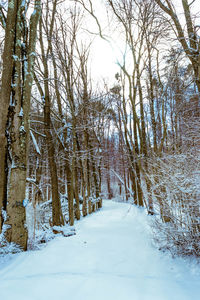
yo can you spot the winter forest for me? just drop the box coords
[0,0,200,299]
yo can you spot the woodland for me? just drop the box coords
[0,0,199,259]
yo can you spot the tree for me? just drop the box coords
[154,0,200,93]
[34,0,65,228]
[0,0,41,250]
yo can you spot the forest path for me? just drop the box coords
[0,200,199,300]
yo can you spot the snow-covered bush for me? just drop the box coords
[0,224,22,254]
[150,153,200,256]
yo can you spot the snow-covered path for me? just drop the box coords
[0,200,199,300]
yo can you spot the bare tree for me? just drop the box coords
[0,0,41,250]
[154,0,200,93]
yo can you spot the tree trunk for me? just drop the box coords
[2,1,41,250]
[0,0,18,232]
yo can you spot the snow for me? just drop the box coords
[0,200,200,300]
[31,9,37,16]
[21,0,26,8]
[30,130,41,155]
[111,169,134,198]
[12,55,19,61]
[19,126,26,134]
[18,107,23,117]
[22,198,29,208]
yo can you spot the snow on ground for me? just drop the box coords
[0,200,200,300]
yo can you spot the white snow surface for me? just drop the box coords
[0,200,200,300]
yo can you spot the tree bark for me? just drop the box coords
[2,1,41,250]
[0,0,18,232]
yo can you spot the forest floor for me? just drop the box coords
[0,199,200,300]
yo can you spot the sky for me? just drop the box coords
[79,0,200,87]
[79,0,121,87]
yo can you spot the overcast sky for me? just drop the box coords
[79,0,200,87]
